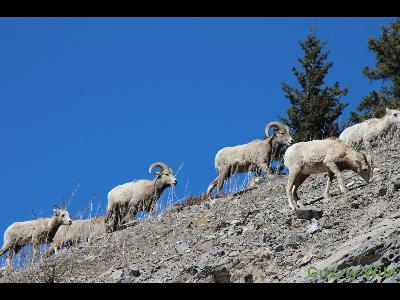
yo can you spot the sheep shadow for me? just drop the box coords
[302,183,369,206]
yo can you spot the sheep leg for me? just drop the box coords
[111,203,129,231]
[104,203,117,233]
[325,162,348,194]
[44,247,54,258]
[286,171,300,210]
[6,245,21,269]
[216,169,229,198]
[31,243,39,264]
[114,205,126,229]
[265,151,274,175]
[5,253,13,269]
[0,243,11,268]
[44,245,57,258]
[292,174,309,203]
[149,200,157,215]
[364,139,372,152]
[324,171,335,199]
[259,163,273,178]
[121,206,137,225]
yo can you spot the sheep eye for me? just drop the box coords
[61,214,65,217]
[165,174,169,176]
[394,114,398,117]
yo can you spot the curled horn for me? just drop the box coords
[265,121,287,138]
[149,162,169,174]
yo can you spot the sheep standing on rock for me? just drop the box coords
[207,121,293,197]
[0,208,72,268]
[339,108,400,150]
[284,138,373,210]
[45,216,105,257]
[104,162,177,233]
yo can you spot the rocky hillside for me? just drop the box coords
[1,137,400,283]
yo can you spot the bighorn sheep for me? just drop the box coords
[104,162,177,232]
[0,207,72,268]
[284,138,373,210]
[339,108,400,150]
[45,216,105,257]
[207,121,293,197]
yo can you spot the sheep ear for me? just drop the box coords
[155,172,161,177]
[386,108,391,114]
[53,209,59,216]
[366,154,372,165]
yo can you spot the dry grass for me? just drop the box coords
[173,193,209,209]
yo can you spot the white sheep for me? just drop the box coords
[284,138,373,210]
[0,208,72,268]
[104,162,177,232]
[207,121,293,197]
[44,216,105,257]
[339,108,400,150]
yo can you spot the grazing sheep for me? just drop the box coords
[284,138,373,210]
[104,162,177,233]
[0,208,72,268]
[207,121,293,197]
[339,108,400,150]
[44,216,105,258]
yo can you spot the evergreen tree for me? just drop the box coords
[279,28,348,143]
[349,18,400,124]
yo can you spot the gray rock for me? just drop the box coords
[175,240,191,253]
[285,233,308,245]
[295,207,323,220]
[111,269,123,282]
[392,176,400,191]
[307,222,319,234]
[350,200,360,209]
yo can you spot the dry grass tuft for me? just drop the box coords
[174,193,209,209]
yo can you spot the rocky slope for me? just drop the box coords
[1,137,400,283]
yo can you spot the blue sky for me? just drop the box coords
[0,17,395,239]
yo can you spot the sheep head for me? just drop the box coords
[385,108,400,125]
[265,121,293,146]
[149,162,178,187]
[354,153,373,184]
[52,205,72,225]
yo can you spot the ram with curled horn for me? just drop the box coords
[104,161,177,232]
[207,121,293,198]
